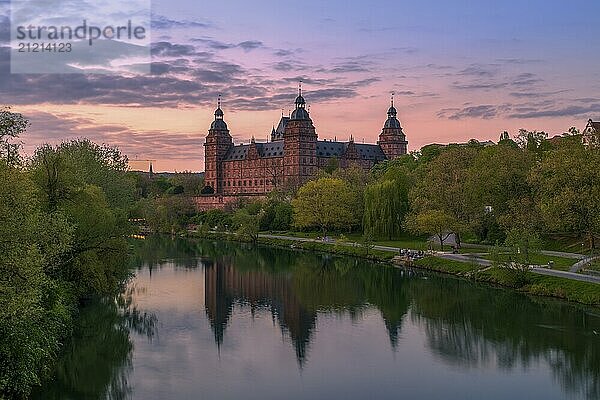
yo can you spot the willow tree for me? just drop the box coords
[363,179,408,240]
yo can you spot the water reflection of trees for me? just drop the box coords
[32,289,157,400]
[199,241,599,399]
[408,278,600,399]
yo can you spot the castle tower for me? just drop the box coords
[284,83,317,187]
[378,94,408,159]
[204,97,233,194]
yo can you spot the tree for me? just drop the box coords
[409,146,479,247]
[0,107,29,166]
[514,129,548,152]
[30,139,134,212]
[0,160,73,397]
[530,142,600,253]
[465,142,534,242]
[363,179,408,239]
[405,209,459,250]
[169,171,204,195]
[292,178,359,235]
[233,209,261,243]
[324,157,339,174]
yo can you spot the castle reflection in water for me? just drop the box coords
[204,259,319,365]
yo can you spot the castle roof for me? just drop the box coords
[271,116,289,141]
[222,140,385,161]
[316,141,386,161]
[223,142,285,160]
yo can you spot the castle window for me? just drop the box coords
[238,180,241,186]
[243,180,247,186]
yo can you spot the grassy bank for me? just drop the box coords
[414,256,600,306]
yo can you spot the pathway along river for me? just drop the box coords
[34,237,600,400]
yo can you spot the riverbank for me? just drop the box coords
[189,230,600,307]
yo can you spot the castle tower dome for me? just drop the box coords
[211,95,228,130]
[291,81,310,120]
[384,93,401,129]
[378,92,408,159]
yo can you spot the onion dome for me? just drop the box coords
[384,93,401,129]
[210,96,228,130]
[290,82,311,120]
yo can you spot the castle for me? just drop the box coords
[198,87,408,209]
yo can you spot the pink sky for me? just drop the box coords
[3,1,599,172]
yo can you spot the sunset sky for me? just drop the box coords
[2,0,600,171]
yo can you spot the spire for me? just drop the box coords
[251,135,255,144]
[387,91,398,119]
[210,94,228,130]
[299,80,302,97]
[214,94,224,119]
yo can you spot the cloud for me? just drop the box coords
[238,40,263,51]
[151,15,212,30]
[495,58,544,65]
[452,72,543,91]
[452,81,507,90]
[190,38,264,52]
[510,89,571,98]
[457,64,497,78]
[508,104,600,119]
[152,41,198,57]
[511,73,543,87]
[318,61,372,74]
[437,104,510,120]
[272,61,301,72]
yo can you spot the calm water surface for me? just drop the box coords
[35,237,600,399]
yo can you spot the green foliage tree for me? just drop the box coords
[409,146,479,247]
[514,129,548,152]
[363,179,408,239]
[405,209,459,250]
[0,160,74,397]
[292,177,359,235]
[233,209,261,243]
[142,195,195,234]
[169,171,204,195]
[530,141,600,252]
[260,197,293,231]
[465,142,534,243]
[0,107,29,166]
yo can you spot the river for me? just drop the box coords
[34,236,600,399]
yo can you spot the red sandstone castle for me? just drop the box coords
[200,87,408,207]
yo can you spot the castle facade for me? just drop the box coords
[199,88,408,208]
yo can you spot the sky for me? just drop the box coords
[1,0,600,171]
